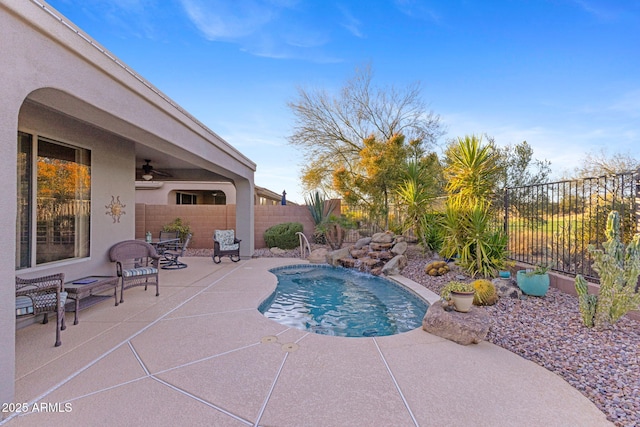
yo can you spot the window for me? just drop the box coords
[176,192,197,205]
[16,132,91,269]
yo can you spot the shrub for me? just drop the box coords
[264,222,304,250]
[162,217,192,242]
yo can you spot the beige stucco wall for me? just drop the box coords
[136,204,315,250]
[135,181,237,205]
[1,1,256,405]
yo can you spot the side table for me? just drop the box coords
[64,276,119,325]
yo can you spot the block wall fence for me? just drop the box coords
[135,203,319,249]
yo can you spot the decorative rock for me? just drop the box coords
[422,300,491,345]
[354,237,372,249]
[492,278,522,299]
[326,247,351,266]
[372,232,394,244]
[307,248,329,263]
[368,251,393,260]
[269,247,286,255]
[391,241,408,256]
[350,248,369,259]
[370,242,394,251]
[381,254,407,276]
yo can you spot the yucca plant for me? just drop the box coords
[441,135,508,277]
[305,190,339,244]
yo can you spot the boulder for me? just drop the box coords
[326,247,351,266]
[370,242,394,251]
[492,278,522,299]
[269,247,286,255]
[422,300,491,345]
[354,237,372,249]
[391,241,408,256]
[307,248,329,264]
[372,232,394,244]
[381,254,407,276]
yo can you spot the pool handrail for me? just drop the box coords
[296,232,311,259]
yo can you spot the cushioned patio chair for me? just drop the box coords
[109,240,160,303]
[212,230,241,263]
[16,273,67,347]
[162,233,192,269]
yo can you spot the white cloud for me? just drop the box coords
[179,0,274,40]
[338,5,364,38]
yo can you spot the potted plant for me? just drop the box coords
[440,281,476,312]
[516,264,550,296]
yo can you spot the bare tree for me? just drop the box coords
[287,64,444,197]
[574,149,639,178]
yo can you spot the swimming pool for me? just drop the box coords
[259,265,429,337]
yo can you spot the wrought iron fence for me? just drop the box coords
[504,171,640,281]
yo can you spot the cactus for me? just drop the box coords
[425,260,450,277]
[575,275,597,328]
[471,279,498,305]
[440,281,474,301]
[575,211,640,329]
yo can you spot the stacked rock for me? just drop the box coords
[325,231,408,276]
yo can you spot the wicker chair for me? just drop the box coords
[162,233,192,269]
[15,273,67,347]
[109,240,160,303]
[212,230,241,263]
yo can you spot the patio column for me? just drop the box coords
[0,97,20,406]
[235,178,255,258]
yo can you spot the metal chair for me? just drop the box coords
[212,230,241,263]
[162,233,192,269]
[16,273,67,347]
[158,230,180,254]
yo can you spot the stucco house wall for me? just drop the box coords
[1,1,256,405]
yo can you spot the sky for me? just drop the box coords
[44,0,640,204]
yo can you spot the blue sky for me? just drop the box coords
[45,0,639,203]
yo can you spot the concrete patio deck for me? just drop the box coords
[4,257,611,426]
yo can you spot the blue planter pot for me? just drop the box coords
[498,270,511,279]
[516,270,550,296]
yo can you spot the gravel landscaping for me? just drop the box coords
[190,245,639,427]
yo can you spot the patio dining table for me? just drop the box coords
[137,237,181,259]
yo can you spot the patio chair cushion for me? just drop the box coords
[16,292,67,316]
[215,230,239,251]
[122,267,158,278]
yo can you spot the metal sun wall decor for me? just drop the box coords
[106,195,126,223]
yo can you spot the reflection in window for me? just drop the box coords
[16,133,91,268]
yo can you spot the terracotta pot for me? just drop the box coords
[450,290,475,312]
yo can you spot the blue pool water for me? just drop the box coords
[259,265,429,337]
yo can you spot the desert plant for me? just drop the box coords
[441,135,508,277]
[575,211,640,329]
[440,281,475,301]
[575,276,597,328]
[471,279,498,306]
[162,217,192,242]
[264,222,304,249]
[523,263,552,277]
[441,202,509,278]
[425,260,449,276]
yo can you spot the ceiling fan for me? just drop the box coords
[140,159,171,181]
